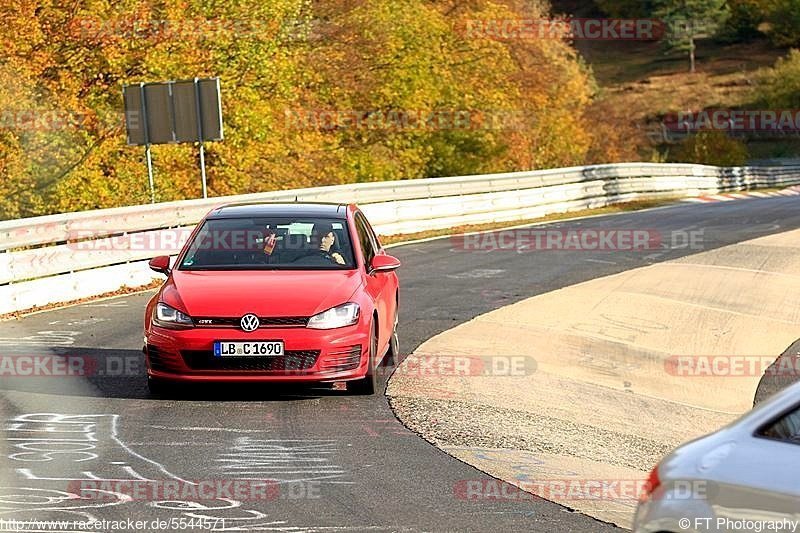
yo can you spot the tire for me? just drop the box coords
[147,376,169,397]
[349,321,378,395]
[386,303,399,366]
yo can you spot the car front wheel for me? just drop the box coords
[349,322,378,395]
[147,376,169,397]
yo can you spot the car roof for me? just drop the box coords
[206,202,350,220]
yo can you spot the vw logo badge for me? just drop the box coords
[240,314,260,332]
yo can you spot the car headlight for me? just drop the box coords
[154,302,194,328]
[307,303,360,330]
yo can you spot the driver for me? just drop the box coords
[310,222,346,265]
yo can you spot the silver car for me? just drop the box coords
[633,381,800,533]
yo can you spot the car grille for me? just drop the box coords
[146,345,182,372]
[193,316,309,328]
[319,345,362,373]
[181,350,320,372]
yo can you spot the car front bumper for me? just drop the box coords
[144,324,370,383]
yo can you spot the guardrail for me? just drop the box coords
[2,162,800,315]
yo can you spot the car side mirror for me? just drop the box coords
[149,255,171,276]
[369,254,401,274]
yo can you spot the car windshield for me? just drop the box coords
[179,217,355,270]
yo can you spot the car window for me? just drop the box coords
[362,212,382,252]
[179,217,355,270]
[354,212,376,267]
[758,404,800,444]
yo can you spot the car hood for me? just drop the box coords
[162,269,363,317]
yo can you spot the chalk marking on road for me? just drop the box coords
[147,425,270,433]
[1,414,383,531]
[47,317,109,327]
[5,413,194,485]
[445,269,506,279]
[83,300,129,308]
[216,438,352,485]
[0,486,131,513]
[110,414,195,484]
[0,331,82,347]
[127,442,221,446]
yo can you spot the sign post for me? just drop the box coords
[194,78,208,199]
[145,145,155,204]
[139,83,155,203]
[123,77,223,202]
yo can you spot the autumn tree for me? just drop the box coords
[0,0,613,219]
[654,0,730,73]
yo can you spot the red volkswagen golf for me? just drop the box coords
[143,202,400,395]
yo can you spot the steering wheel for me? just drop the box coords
[290,251,336,265]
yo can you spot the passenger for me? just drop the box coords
[310,222,346,265]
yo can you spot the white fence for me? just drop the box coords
[2,162,800,315]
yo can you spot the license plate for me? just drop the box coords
[213,341,284,357]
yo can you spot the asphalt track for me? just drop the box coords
[1,195,799,532]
